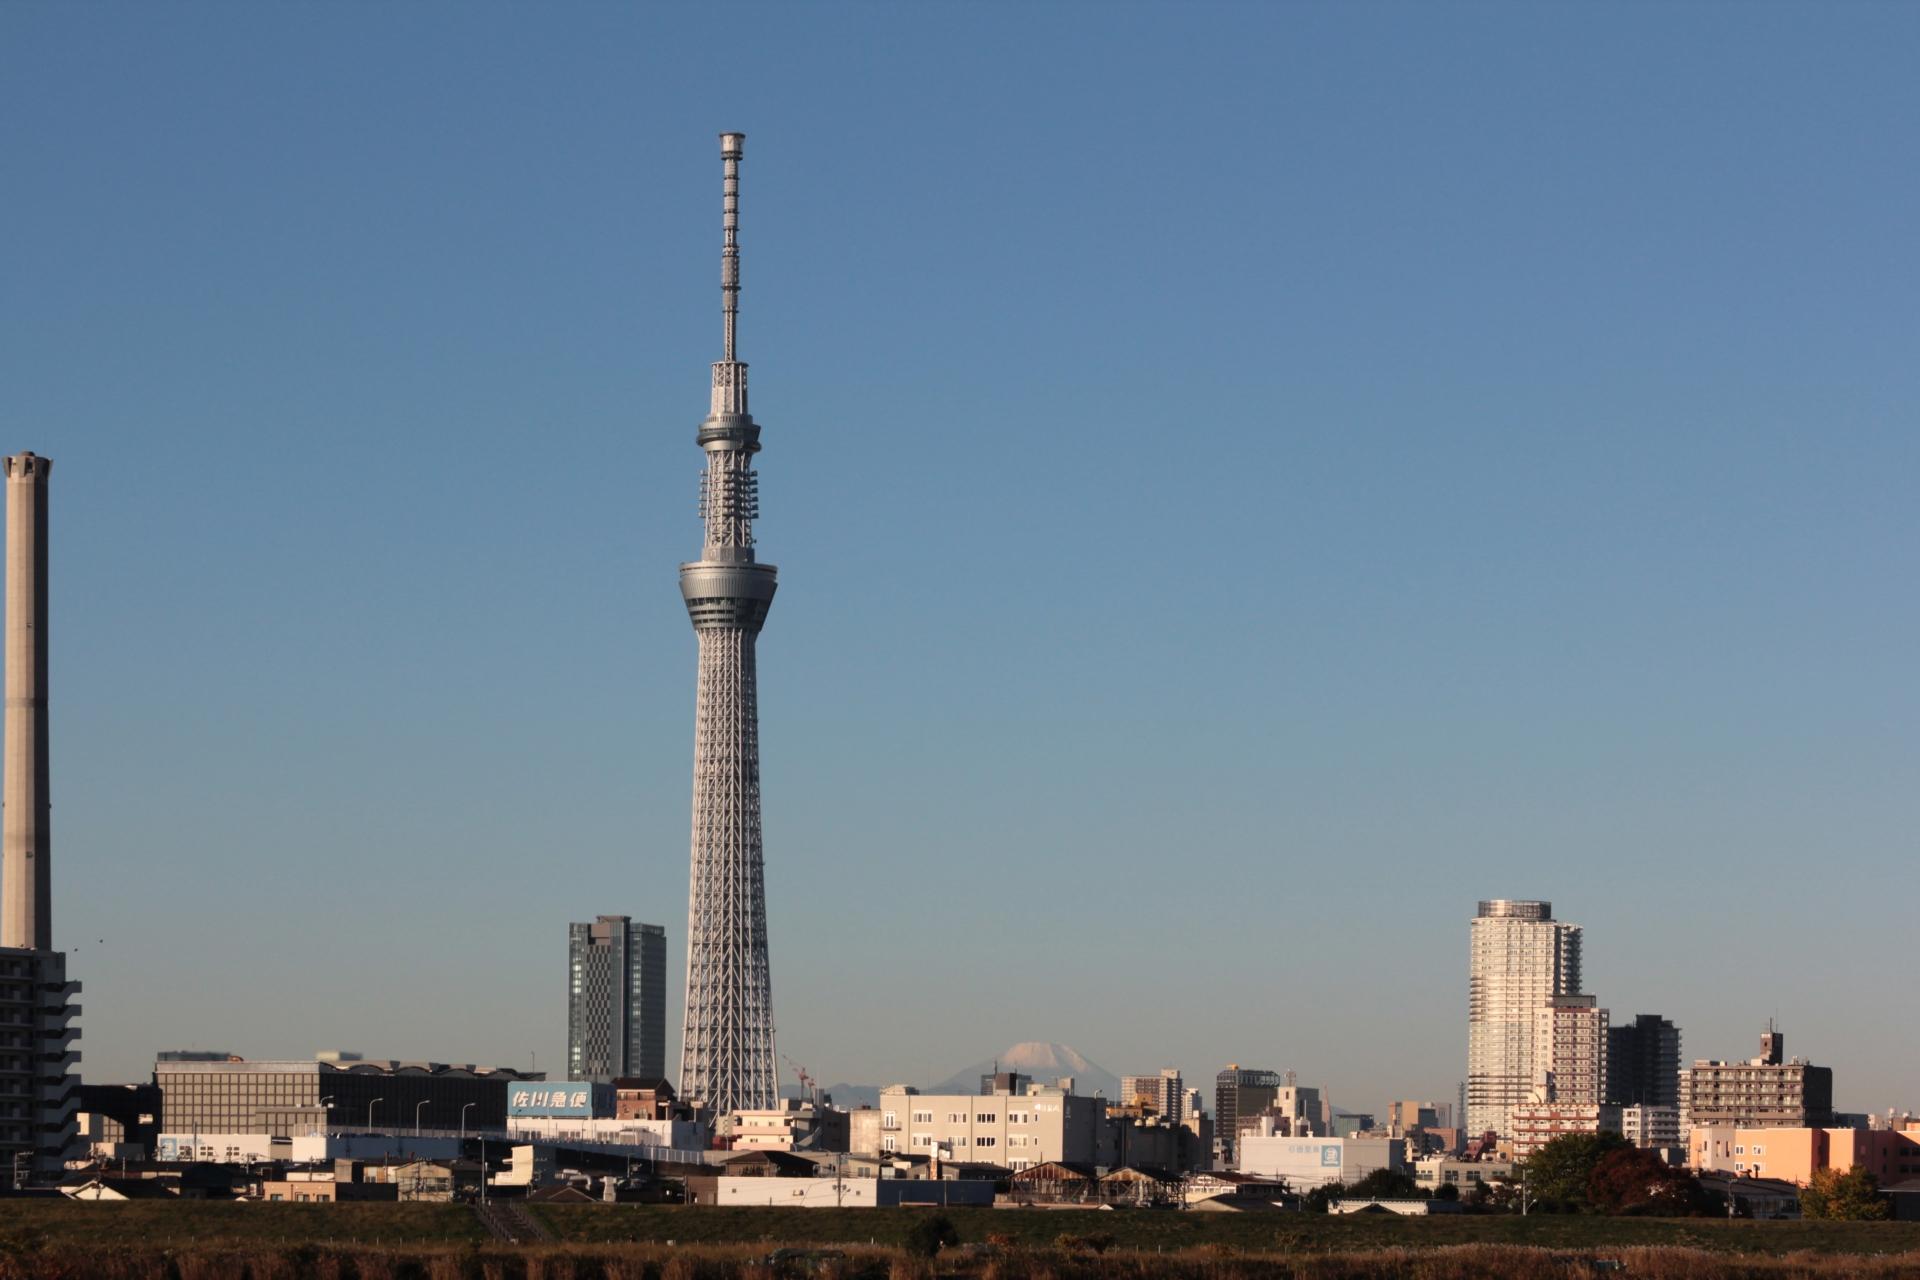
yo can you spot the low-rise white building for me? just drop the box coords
[1235,1133,1400,1189]
[156,1133,285,1163]
[851,1082,1107,1172]
[706,1175,994,1207]
[160,1132,472,1164]
[1411,1155,1512,1192]
[506,1115,701,1152]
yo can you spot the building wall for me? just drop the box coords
[1467,900,1581,1140]
[1620,1104,1680,1149]
[1388,1101,1445,1136]
[0,946,80,1180]
[1510,1103,1621,1160]
[1689,1124,1920,1186]
[506,1115,699,1151]
[862,1086,1103,1171]
[287,1134,463,1162]
[1120,1070,1183,1122]
[261,1178,397,1203]
[705,1175,995,1208]
[1237,1135,1400,1189]
[1679,1058,1834,1130]
[1412,1156,1512,1189]
[154,1059,534,1136]
[157,1132,286,1162]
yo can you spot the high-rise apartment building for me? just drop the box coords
[1532,994,1608,1105]
[0,453,79,1183]
[1679,1025,1833,1131]
[566,916,666,1083]
[1607,1013,1681,1108]
[1120,1069,1183,1121]
[1466,899,1582,1140]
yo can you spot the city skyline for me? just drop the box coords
[1,2,1915,1114]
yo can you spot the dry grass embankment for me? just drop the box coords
[7,1204,1920,1279]
[3,1242,1920,1280]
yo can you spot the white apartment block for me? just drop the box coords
[1620,1104,1680,1150]
[854,1083,1107,1171]
[1467,899,1583,1140]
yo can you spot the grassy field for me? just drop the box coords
[6,1208,1920,1280]
[0,1201,483,1246]
[535,1204,1920,1254]
[6,1201,1920,1257]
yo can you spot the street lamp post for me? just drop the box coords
[461,1102,476,1141]
[368,1097,384,1130]
[416,1099,429,1136]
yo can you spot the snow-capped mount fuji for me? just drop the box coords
[928,1042,1122,1098]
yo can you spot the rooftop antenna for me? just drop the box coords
[721,131,743,362]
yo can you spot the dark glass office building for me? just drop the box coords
[1607,1013,1682,1108]
[567,916,667,1084]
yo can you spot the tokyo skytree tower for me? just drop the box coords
[676,132,778,1114]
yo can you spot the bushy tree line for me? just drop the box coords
[1506,1133,1709,1215]
[1801,1166,1889,1221]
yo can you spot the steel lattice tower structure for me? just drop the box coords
[676,132,778,1114]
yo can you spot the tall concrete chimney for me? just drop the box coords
[3,451,51,950]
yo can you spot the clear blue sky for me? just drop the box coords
[3,1,1915,1115]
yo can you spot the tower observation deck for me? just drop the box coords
[676,132,778,1114]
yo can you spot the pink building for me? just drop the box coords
[1689,1122,1920,1185]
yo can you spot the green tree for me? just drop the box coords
[1303,1181,1346,1213]
[1519,1131,1632,1208]
[1345,1167,1422,1199]
[1433,1181,1461,1202]
[1586,1147,1705,1216]
[1801,1165,1889,1221]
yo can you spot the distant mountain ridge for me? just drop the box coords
[929,1041,1121,1098]
[783,1042,1121,1110]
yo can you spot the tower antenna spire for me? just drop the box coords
[679,131,780,1116]
[721,132,743,361]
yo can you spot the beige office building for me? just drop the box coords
[1119,1069,1183,1121]
[852,1083,1108,1172]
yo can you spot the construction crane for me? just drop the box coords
[783,1055,818,1105]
